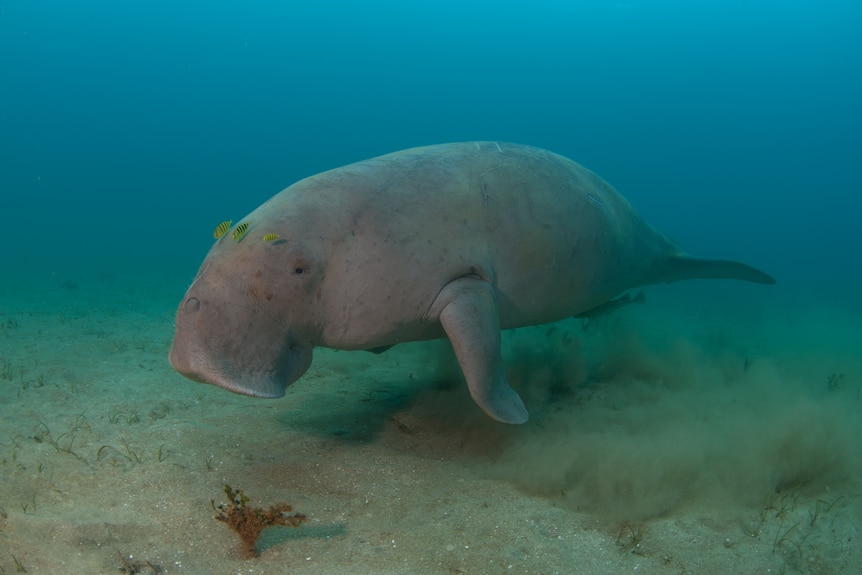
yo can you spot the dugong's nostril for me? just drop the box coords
[184,297,201,312]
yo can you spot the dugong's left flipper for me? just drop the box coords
[430,278,529,424]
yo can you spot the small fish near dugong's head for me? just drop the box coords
[169,142,774,424]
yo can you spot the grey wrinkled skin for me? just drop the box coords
[170,142,774,424]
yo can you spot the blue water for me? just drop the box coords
[1,0,860,302]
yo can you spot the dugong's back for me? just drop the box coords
[430,142,661,326]
[302,142,673,332]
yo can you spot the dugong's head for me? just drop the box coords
[169,218,323,398]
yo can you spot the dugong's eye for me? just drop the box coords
[288,251,313,276]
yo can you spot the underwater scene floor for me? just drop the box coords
[0,276,859,575]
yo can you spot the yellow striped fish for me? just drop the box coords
[262,233,279,242]
[213,220,232,239]
[231,222,250,241]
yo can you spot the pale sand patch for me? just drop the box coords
[0,278,858,574]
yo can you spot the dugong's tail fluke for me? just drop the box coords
[663,255,776,285]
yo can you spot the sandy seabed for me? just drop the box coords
[0,276,859,575]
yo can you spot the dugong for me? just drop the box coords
[169,142,774,424]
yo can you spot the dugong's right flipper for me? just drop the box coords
[430,278,529,424]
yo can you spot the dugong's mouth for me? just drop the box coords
[169,292,314,398]
[169,338,314,398]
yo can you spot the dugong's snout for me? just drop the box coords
[169,292,314,398]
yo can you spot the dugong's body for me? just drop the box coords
[170,142,773,424]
